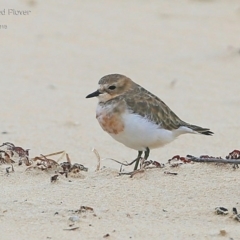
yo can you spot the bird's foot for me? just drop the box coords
[119,157,164,176]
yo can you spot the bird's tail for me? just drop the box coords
[185,123,213,136]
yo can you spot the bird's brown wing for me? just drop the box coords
[123,85,184,130]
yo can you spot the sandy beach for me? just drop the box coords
[1,0,240,239]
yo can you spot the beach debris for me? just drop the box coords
[226,150,240,168]
[215,207,229,215]
[168,150,240,169]
[170,155,191,163]
[68,206,95,220]
[187,152,240,168]
[0,142,29,157]
[141,160,164,168]
[59,162,88,178]
[5,167,10,174]
[5,166,14,174]
[70,163,88,173]
[0,143,88,177]
[233,207,238,215]
[103,233,110,238]
[51,174,59,183]
[26,153,60,171]
[2,141,240,180]
[25,150,88,177]
[0,151,14,164]
[199,155,222,159]
[164,171,178,175]
[226,150,240,159]
[69,216,80,222]
[168,155,191,167]
[215,207,240,223]
[0,142,23,175]
[234,214,240,222]
[232,207,240,222]
[92,148,101,171]
[58,152,88,177]
[75,206,94,214]
[63,227,79,231]
[219,230,227,236]
[0,142,30,165]
[60,162,71,172]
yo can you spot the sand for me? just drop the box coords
[1,0,240,239]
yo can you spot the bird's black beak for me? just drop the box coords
[86,90,100,98]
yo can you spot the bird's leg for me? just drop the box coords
[144,147,150,160]
[140,147,150,169]
[134,151,143,171]
[120,148,149,173]
[118,151,143,175]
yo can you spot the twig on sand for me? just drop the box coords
[63,227,79,231]
[187,155,240,168]
[92,148,101,171]
[164,171,177,175]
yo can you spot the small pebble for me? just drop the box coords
[215,207,228,215]
[69,216,80,222]
[219,230,227,236]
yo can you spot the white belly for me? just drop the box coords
[109,112,176,151]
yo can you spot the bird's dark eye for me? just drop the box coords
[108,85,116,90]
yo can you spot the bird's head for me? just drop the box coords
[86,74,136,103]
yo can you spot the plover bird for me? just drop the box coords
[86,74,213,170]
